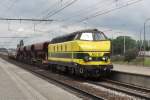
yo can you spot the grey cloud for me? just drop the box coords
[0,0,150,48]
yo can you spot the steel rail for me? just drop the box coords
[89,79,150,99]
[103,79,150,93]
[27,69,105,100]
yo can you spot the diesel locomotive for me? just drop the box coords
[15,29,113,77]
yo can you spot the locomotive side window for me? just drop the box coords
[51,46,54,52]
[57,46,58,52]
[55,46,57,52]
[54,46,56,52]
[65,45,67,51]
[53,46,55,52]
[60,45,62,51]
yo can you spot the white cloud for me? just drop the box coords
[0,0,149,48]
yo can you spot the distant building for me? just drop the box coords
[139,51,150,56]
[0,48,7,52]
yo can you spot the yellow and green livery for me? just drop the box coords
[48,29,113,77]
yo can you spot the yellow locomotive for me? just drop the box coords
[48,29,113,77]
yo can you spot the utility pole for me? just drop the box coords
[143,18,150,66]
[139,29,142,53]
[111,33,114,56]
[124,36,126,55]
[148,40,150,49]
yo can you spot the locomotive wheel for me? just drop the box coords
[51,64,57,72]
[70,67,75,75]
[79,67,84,74]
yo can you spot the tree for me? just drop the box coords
[136,40,142,51]
[124,49,138,62]
[20,40,24,47]
[136,40,150,51]
[112,36,136,55]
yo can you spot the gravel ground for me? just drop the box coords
[81,82,143,100]
[113,64,150,76]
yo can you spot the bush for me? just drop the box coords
[124,49,138,62]
[111,55,124,62]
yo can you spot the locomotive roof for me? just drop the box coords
[71,28,101,33]
[51,29,102,43]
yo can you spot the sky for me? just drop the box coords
[0,0,150,48]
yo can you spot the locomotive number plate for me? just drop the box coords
[91,53,102,57]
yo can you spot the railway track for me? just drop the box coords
[0,55,137,100]
[89,79,150,99]
[24,68,104,100]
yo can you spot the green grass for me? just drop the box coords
[144,57,150,66]
[112,57,150,67]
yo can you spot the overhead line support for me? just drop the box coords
[0,18,55,22]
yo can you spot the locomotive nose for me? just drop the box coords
[77,41,111,52]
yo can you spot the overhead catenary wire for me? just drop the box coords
[0,36,29,38]
[27,0,143,33]
[0,0,18,17]
[29,0,115,32]
[5,0,18,12]
[59,0,143,28]
[78,0,143,22]
[22,0,78,32]
[57,0,143,27]
[0,0,12,10]
[61,0,115,22]
[0,0,144,48]
[0,18,56,22]
[38,0,71,18]
[26,0,114,32]
[0,0,78,48]
[22,0,78,36]
[0,0,60,46]
[36,0,62,17]
[25,0,113,38]
[42,0,78,19]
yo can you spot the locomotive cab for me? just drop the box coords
[76,32,111,61]
[71,31,113,75]
[75,31,111,54]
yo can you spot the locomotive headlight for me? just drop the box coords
[88,57,92,61]
[84,56,92,62]
[102,57,106,61]
[102,56,108,61]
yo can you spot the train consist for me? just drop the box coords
[11,29,113,77]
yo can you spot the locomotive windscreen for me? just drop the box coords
[79,32,107,41]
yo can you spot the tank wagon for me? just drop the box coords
[16,29,113,77]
